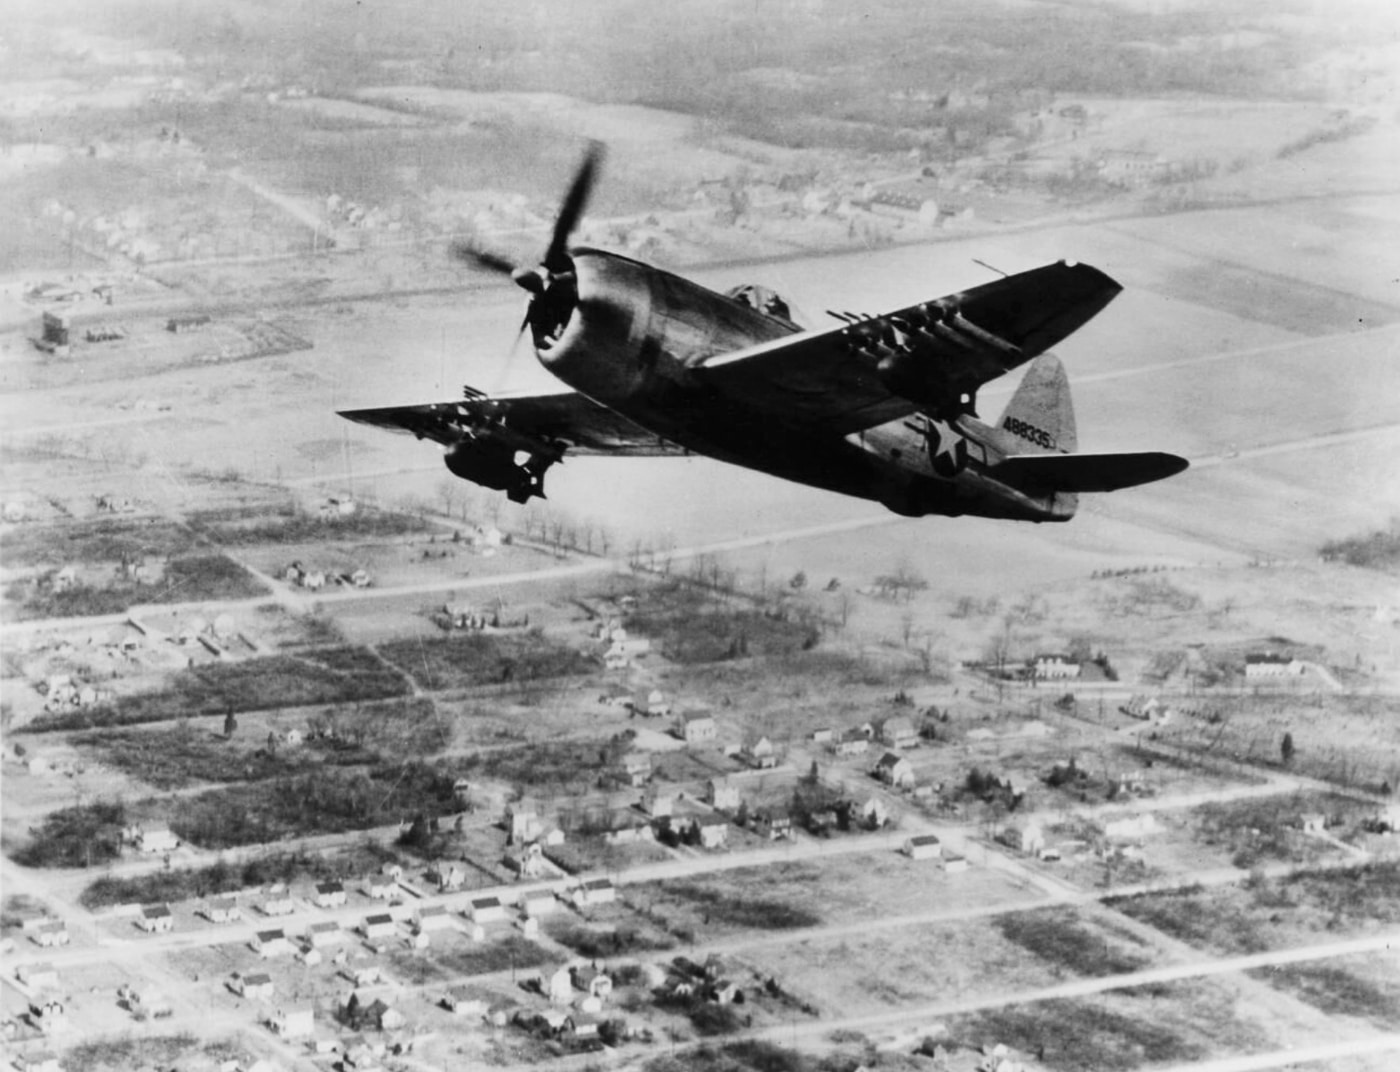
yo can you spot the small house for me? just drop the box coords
[571,963,613,1000]
[442,986,486,1016]
[695,816,729,850]
[1000,823,1045,856]
[253,929,293,958]
[620,752,652,787]
[571,878,616,908]
[642,787,675,818]
[874,752,915,789]
[362,913,396,941]
[416,905,452,933]
[203,898,241,925]
[903,834,942,860]
[521,890,558,918]
[943,853,969,873]
[707,777,742,810]
[17,962,59,990]
[810,728,834,744]
[860,796,891,829]
[1245,653,1303,679]
[315,881,347,908]
[435,864,466,891]
[1033,653,1081,680]
[504,844,544,880]
[272,1005,315,1039]
[507,800,541,844]
[548,966,574,1005]
[307,921,341,947]
[469,896,508,924]
[678,712,718,744]
[33,921,70,948]
[881,716,918,749]
[365,877,397,900]
[262,891,296,916]
[835,736,869,757]
[755,814,793,840]
[135,826,179,854]
[238,972,275,1000]
[139,904,174,933]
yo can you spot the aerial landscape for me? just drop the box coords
[2,2,1399,1071]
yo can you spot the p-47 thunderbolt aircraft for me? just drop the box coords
[341,145,1187,520]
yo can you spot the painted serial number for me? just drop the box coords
[1002,416,1056,450]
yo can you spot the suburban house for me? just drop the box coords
[707,777,742,810]
[810,727,834,744]
[1033,653,1081,680]
[365,876,397,900]
[237,972,275,1000]
[203,898,242,925]
[307,921,342,947]
[642,787,675,817]
[469,896,509,924]
[315,881,347,908]
[620,752,652,787]
[28,998,66,1033]
[362,914,396,942]
[262,891,296,916]
[880,717,918,749]
[903,834,942,860]
[754,813,793,840]
[416,905,453,933]
[874,752,915,789]
[521,891,559,918]
[131,828,180,856]
[442,986,487,1016]
[272,1005,315,1039]
[694,816,730,850]
[505,843,545,880]
[548,966,574,1005]
[631,687,670,717]
[571,878,617,908]
[507,800,542,844]
[252,929,293,958]
[860,796,891,828]
[17,962,59,990]
[678,712,718,745]
[139,904,174,934]
[834,734,869,757]
[943,853,969,873]
[434,863,466,891]
[33,921,70,947]
[999,823,1046,856]
[1245,653,1304,679]
[571,963,613,1000]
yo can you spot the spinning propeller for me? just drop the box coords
[449,141,604,356]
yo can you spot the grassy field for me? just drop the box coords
[27,649,412,732]
[377,631,597,691]
[1249,954,1400,1029]
[1107,860,1400,955]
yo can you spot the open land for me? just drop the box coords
[3,2,1400,1072]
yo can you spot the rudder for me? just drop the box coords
[997,352,1076,455]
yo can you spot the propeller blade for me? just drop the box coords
[449,238,516,276]
[542,140,604,275]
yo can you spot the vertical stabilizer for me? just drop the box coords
[997,353,1076,455]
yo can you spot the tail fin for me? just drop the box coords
[997,353,1076,455]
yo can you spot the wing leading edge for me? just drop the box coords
[338,391,685,457]
[695,260,1121,435]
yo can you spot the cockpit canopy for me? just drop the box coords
[724,283,803,328]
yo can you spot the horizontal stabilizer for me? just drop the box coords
[995,451,1189,494]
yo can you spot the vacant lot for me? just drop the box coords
[1107,860,1400,955]
[28,648,412,731]
[377,631,597,691]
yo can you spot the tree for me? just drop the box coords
[1281,732,1296,767]
[789,570,807,590]
[223,710,238,738]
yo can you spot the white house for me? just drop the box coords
[315,881,347,908]
[469,896,509,924]
[521,890,558,918]
[252,929,293,958]
[307,921,341,947]
[139,904,174,933]
[1245,653,1304,679]
[707,777,742,810]
[903,834,942,860]
[571,878,616,908]
[874,752,915,789]
[362,914,396,941]
[1033,653,1081,680]
[881,716,918,749]
[237,972,275,1000]
[203,898,241,925]
[678,712,718,744]
[272,1005,315,1039]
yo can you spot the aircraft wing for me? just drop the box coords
[339,390,686,456]
[695,261,1121,434]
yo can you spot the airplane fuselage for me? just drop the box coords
[537,249,1072,520]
